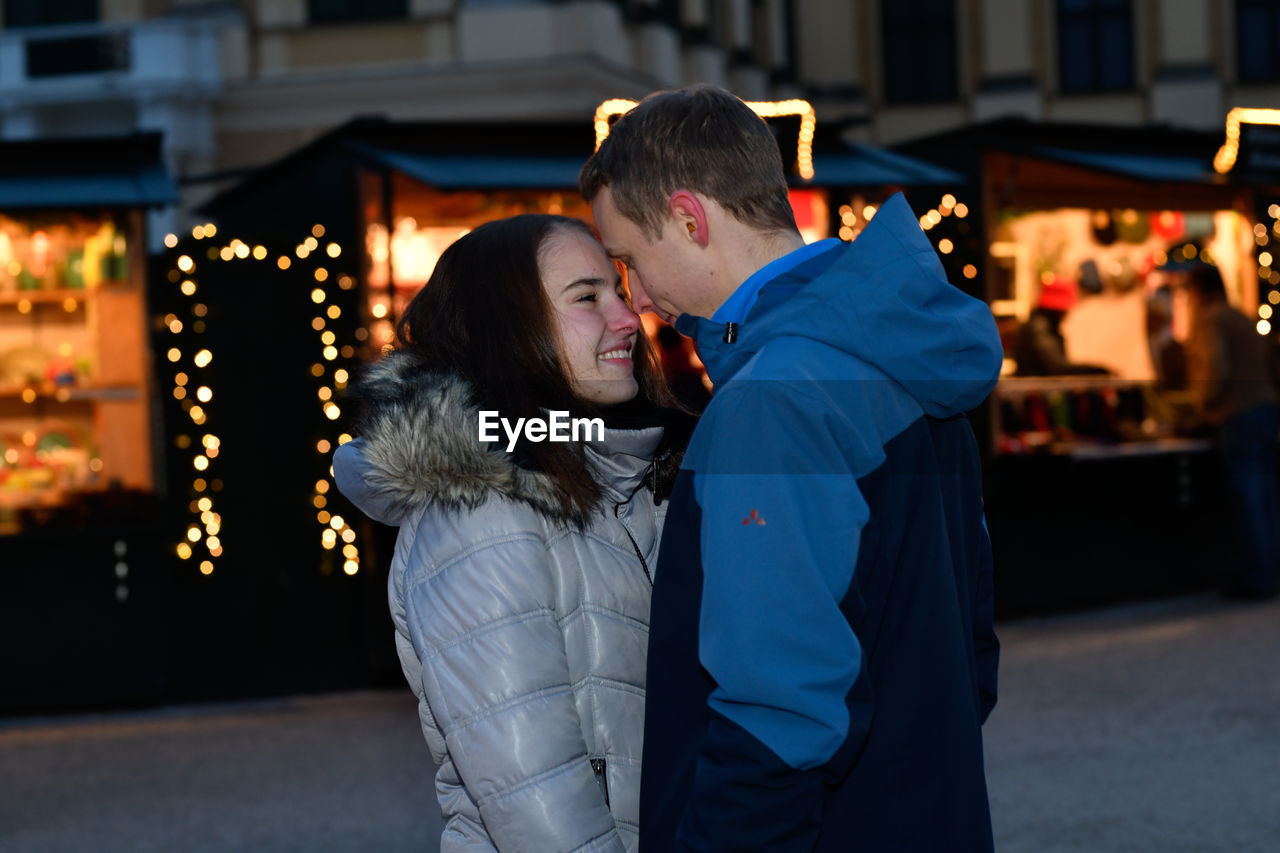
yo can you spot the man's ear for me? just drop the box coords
[669,191,708,247]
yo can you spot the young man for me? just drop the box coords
[581,85,1003,852]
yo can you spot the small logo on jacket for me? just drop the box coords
[742,509,766,526]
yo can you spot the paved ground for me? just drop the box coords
[0,691,440,852]
[1,592,1278,852]
[984,593,1280,853]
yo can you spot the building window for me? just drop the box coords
[1057,0,1134,94]
[2,0,97,28]
[307,0,408,24]
[1237,0,1280,83]
[880,0,958,105]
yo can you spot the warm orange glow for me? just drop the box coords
[594,97,817,180]
[1215,108,1280,173]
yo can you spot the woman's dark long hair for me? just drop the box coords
[394,214,669,517]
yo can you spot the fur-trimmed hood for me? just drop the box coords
[333,350,671,528]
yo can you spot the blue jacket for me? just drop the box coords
[640,194,1001,852]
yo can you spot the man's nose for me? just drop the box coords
[627,271,657,314]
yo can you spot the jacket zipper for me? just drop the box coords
[590,757,610,806]
[613,502,653,587]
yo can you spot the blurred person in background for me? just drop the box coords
[1180,262,1279,599]
[1014,276,1112,376]
[333,214,690,851]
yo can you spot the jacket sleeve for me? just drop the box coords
[676,383,872,852]
[398,510,625,853]
[927,414,999,724]
[973,512,999,723]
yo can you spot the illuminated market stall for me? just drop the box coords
[0,134,177,710]
[898,115,1280,612]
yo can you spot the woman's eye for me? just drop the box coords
[576,292,598,303]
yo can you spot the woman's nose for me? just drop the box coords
[609,297,640,333]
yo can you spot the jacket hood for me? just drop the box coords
[676,193,1002,417]
[332,350,664,527]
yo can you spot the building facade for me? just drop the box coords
[0,1,1273,230]
[797,0,1279,144]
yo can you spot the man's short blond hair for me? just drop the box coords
[579,84,799,240]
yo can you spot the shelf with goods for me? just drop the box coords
[987,201,1260,459]
[0,211,152,531]
[991,375,1213,458]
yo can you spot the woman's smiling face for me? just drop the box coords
[539,227,641,406]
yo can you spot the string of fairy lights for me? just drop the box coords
[594,97,817,180]
[303,225,363,577]
[836,192,979,282]
[1251,203,1280,337]
[161,228,222,576]
[161,223,363,577]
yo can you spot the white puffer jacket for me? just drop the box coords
[334,352,670,852]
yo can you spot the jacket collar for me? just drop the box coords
[347,350,662,526]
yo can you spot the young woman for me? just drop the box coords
[333,214,687,852]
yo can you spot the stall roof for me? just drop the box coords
[343,142,587,189]
[200,116,966,219]
[0,133,177,209]
[811,140,964,187]
[894,117,1232,187]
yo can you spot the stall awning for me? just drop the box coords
[344,142,586,189]
[0,133,178,209]
[809,142,964,187]
[1021,145,1215,184]
[895,117,1233,188]
[347,138,964,191]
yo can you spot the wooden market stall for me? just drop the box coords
[899,117,1280,613]
[0,133,178,711]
